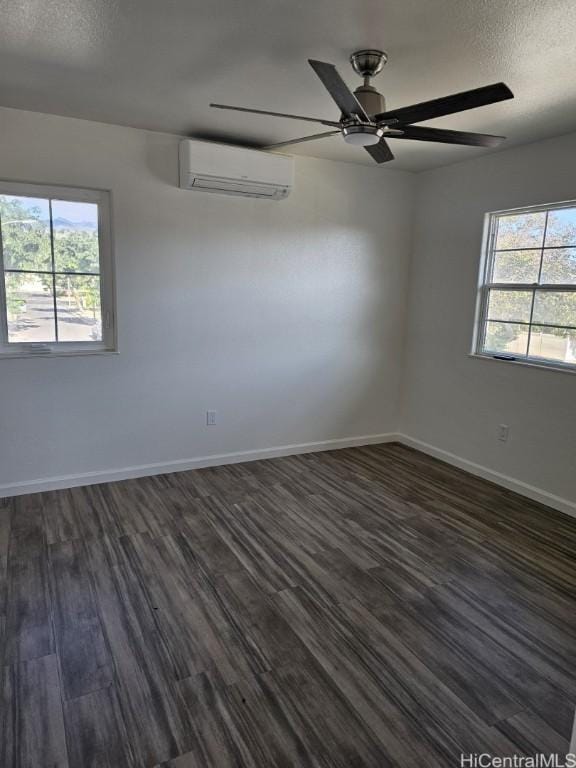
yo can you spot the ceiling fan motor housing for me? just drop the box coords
[354,84,386,118]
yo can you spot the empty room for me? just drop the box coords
[0,0,575,766]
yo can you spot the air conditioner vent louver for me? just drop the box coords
[192,177,282,197]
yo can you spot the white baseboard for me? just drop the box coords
[397,433,576,519]
[3,431,575,520]
[0,432,398,498]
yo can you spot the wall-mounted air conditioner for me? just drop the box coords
[179,140,293,200]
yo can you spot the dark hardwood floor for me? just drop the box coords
[1,442,575,767]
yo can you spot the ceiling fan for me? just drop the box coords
[210,50,514,163]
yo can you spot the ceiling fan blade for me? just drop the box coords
[308,60,369,121]
[393,125,506,147]
[262,131,341,150]
[365,138,394,164]
[210,103,340,128]
[375,83,513,125]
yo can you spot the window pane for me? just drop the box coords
[491,249,541,283]
[483,321,529,355]
[532,290,576,328]
[0,195,52,271]
[52,200,100,274]
[528,326,576,364]
[487,289,532,323]
[544,207,576,247]
[540,248,576,284]
[5,272,56,342]
[55,275,102,341]
[495,211,546,250]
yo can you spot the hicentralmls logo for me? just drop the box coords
[460,755,576,768]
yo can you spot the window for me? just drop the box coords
[0,181,115,356]
[474,201,576,371]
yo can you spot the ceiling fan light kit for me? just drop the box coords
[210,49,514,164]
[342,123,384,146]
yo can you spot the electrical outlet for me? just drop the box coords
[206,410,217,426]
[498,424,510,442]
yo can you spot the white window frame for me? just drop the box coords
[472,199,576,374]
[0,180,116,357]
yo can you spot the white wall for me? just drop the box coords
[0,107,415,491]
[3,105,574,511]
[401,131,576,508]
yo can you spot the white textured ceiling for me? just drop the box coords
[0,0,575,171]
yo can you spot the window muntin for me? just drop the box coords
[0,182,115,355]
[476,202,576,370]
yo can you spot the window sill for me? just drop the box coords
[469,353,576,375]
[0,348,119,360]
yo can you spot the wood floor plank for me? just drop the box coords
[495,709,570,755]
[49,538,113,700]
[272,586,462,767]
[370,589,575,737]
[90,570,193,765]
[42,490,82,546]
[177,497,246,575]
[174,660,394,768]
[63,685,136,768]
[254,488,382,569]
[0,501,11,617]
[193,465,261,504]
[85,536,193,766]
[9,494,46,559]
[101,479,178,538]
[452,564,576,661]
[256,661,394,767]
[339,598,531,754]
[364,597,524,725]
[172,672,279,768]
[4,495,54,663]
[1,654,69,768]
[278,587,524,758]
[3,553,54,664]
[68,484,124,540]
[0,615,5,668]
[119,532,270,683]
[429,581,576,699]
[214,569,313,669]
[201,498,299,594]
